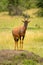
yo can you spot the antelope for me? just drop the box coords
[12,17,30,50]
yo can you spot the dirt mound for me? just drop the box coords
[0,50,43,65]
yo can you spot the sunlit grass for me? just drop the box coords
[0,9,43,57]
[0,31,43,57]
[0,16,43,32]
[24,31,43,57]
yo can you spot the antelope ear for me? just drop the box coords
[22,20,24,23]
[28,20,30,23]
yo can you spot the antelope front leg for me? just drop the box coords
[16,41,18,50]
[15,41,16,50]
[20,37,24,50]
[20,40,21,50]
[15,41,18,50]
[21,36,24,50]
[21,37,24,50]
[21,40,23,50]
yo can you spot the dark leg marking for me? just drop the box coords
[14,38,19,50]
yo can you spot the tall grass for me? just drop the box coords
[0,9,43,57]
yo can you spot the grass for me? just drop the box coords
[0,50,42,65]
[23,59,37,65]
[0,9,43,58]
[0,55,38,65]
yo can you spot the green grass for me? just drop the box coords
[0,16,43,31]
[0,9,43,58]
[0,56,38,65]
[23,59,37,65]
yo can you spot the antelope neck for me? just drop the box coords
[24,22,28,30]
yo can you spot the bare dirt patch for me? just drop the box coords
[0,50,43,65]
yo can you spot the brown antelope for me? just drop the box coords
[12,18,30,50]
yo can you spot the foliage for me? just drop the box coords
[0,0,43,16]
[23,59,37,65]
[0,0,8,11]
[36,0,43,8]
[36,0,43,17]
[7,0,31,15]
[37,8,43,17]
[0,0,37,11]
